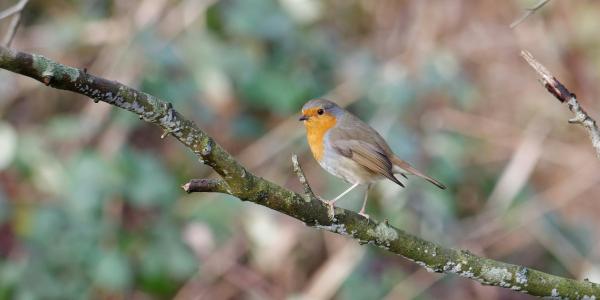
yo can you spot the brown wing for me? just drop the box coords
[331,113,395,155]
[331,139,405,187]
[329,109,445,190]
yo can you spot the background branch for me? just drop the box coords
[0,0,28,20]
[1,46,599,299]
[0,0,29,47]
[510,0,552,28]
[521,50,600,158]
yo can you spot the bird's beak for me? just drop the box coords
[299,115,309,121]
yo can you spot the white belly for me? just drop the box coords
[318,147,382,184]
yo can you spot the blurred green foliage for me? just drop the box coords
[1,0,599,299]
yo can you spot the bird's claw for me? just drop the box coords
[322,199,336,219]
[359,210,370,220]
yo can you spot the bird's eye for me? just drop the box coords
[317,108,324,115]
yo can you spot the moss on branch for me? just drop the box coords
[1,46,599,299]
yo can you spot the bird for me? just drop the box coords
[299,98,446,218]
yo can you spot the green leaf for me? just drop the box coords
[93,250,132,291]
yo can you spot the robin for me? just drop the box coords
[299,98,446,218]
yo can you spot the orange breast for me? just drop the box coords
[305,115,337,161]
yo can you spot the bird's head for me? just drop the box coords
[299,99,342,130]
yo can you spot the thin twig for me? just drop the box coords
[521,50,600,158]
[3,11,22,47]
[291,154,318,202]
[292,154,340,219]
[1,46,600,298]
[0,0,28,20]
[182,178,230,194]
[510,0,552,28]
[1,0,29,47]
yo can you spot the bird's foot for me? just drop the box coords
[322,199,336,219]
[358,209,370,220]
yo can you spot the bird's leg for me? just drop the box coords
[358,184,372,219]
[324,183,360,217]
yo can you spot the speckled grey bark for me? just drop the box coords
[1,46,599,299]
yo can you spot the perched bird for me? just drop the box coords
[299,98,446,218]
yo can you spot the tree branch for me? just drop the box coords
[510,0,552,28]
[182,178,230,194]
[521,50,600,158]
[1,0,29,47]
[0,0,29,21]
[1,46,599,298]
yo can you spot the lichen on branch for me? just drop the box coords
[1,45,599,299]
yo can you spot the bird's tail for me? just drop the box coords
[391,155,446,190]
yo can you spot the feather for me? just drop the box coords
[332,139,404,187]
[391,155,446,190]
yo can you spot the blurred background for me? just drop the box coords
[1,0,600,299]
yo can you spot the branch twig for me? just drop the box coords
[182,178,230,194]
[1,46,599,298]
[0,0,29,47]
[0,0,28,20]
[291,154,318,202]
[510,0,552,28]
[521,50,600,157]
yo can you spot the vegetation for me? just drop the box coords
[1,1,600,299]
